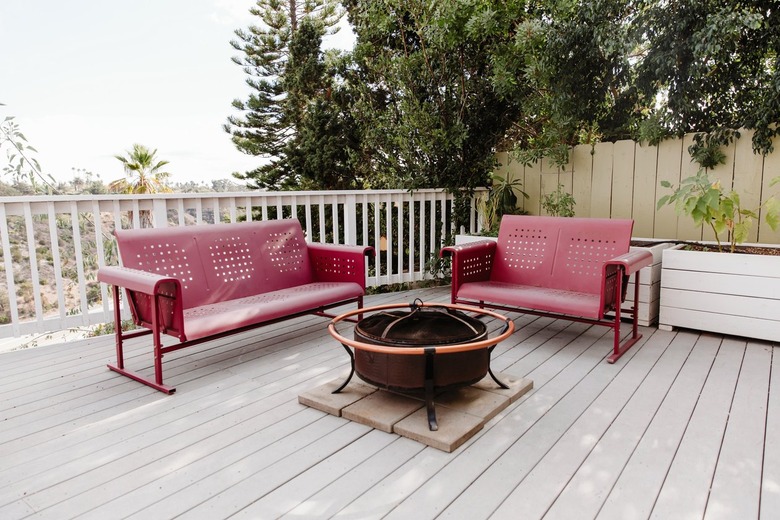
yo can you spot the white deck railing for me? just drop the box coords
[0,189,482,338]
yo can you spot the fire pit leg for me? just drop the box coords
[487,346,509,389]
[332,343,356,394]
[424,348,438,431]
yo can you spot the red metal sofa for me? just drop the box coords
[98,219,374,393]
[441,215,653,363]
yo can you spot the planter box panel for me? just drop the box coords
[627,280,659,303]
[624,265,660,299]
[660,288,780,322]
[618,241,675,327]
[662,270,780,300]
[658,307,780,342]
[663,249,780,277]
[660,247,780,340]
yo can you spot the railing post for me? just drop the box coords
[345,194,357,245]
[153,198,168,228]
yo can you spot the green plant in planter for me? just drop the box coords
[478,172,529,235]
[657,169,780,253]
[542,184,576,217]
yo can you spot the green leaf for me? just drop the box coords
[733,222,749,244]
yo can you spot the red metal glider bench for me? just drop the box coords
[98,219,374,393]
[441,215,653,363]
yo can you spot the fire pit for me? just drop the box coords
[328,300,514,430]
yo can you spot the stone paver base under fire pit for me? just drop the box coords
[299,372,533,452]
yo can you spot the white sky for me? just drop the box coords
[0,0,354,187]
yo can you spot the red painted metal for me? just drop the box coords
[441,215,653,363]
[98,219,374,393]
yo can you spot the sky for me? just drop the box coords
[0,0,354,187]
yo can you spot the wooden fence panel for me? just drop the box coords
[733,130,765,244]
[591,141,614,218]
[632,142,659,238]
[497,131,780,244]
[524,160,542,216]
[612,140,635,219]
[677,133,703,241]
[654,138,683,239]
[703,139,737,242]
[571,144,593,218]
[499,130,780,244]
[760,150,780,244]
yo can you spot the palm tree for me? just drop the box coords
[110,143,172,194]
[110,144,172,227]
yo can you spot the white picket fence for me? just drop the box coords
[0,189,480,338]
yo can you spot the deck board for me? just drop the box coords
[536,328,689,520]
[0,286,778,519]
[707,341,771,519]
[650,337,746,519]
[596,332,721,520]
[762,347,780,519]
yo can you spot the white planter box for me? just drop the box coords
[456,235,672,327]
[623,241,677,326]
[659,247,780,341]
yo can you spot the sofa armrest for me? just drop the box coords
[98,266,180,295]
[308,243,375,288]
[440,240,497,296]
[606,249,654,276]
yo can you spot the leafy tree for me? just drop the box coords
[225,0,343,189]
[504,0,637,166]
[283,20,363,190]
[633,0,780,158]
[344,0,527,198]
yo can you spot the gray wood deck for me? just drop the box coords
[1,286,778,519]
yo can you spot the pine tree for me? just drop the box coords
[225,0,343,190]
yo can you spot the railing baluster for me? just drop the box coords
[0,203,20,336]
[22,202,44,325]
[70,200,89,324]
[47,202,67,327]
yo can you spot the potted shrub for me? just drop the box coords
[656,169,780,340]
[456,172,528,245]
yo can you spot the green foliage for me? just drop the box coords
[1,105,57,192]
[687,133,729,169]
[87,319,138,338]
[226,0,344,190]
[542,184,576,217]
[223,1,780,191]
[506,0,635,166]
[283,21,363,190]
[657,170,780,253]
[634,0,780,156]
[478,172,529,234]
[345,0,526,196]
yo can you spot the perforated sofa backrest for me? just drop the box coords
[492,215,633,295]
[115,219,313,309]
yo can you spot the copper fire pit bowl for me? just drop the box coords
[328,300,515,431]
